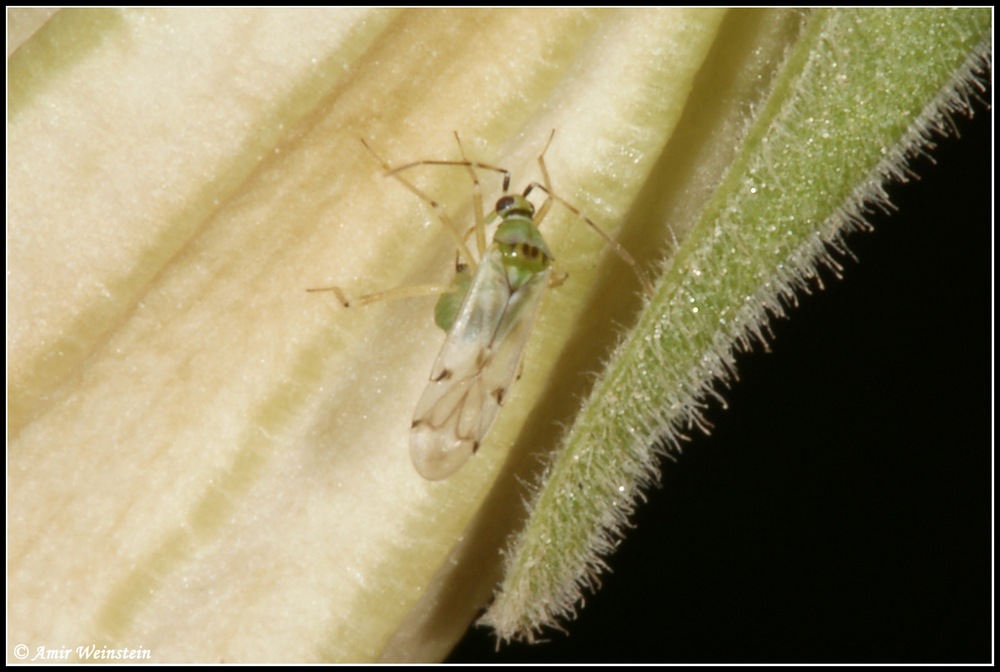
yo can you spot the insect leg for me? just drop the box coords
[452,132,488,259]
[525,130,655,297]
[548,270,569,288]
[306,281,457,308]
[360,139,479,269]
[385,152,513,261]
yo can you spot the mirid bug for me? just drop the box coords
[309,132,652,480]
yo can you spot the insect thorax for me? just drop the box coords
[495,216,553,290]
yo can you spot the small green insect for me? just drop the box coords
[310,132,652,480]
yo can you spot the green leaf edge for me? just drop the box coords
[483,7,992,642]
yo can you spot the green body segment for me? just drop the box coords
[434,264,473,331]
[433,194,553,332]
[495,216,553,290]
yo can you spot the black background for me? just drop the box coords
[448,79,992,663]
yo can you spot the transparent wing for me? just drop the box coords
[410,248,551,480]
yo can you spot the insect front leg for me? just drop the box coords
[359,139,479,269]
[382,138,515,264]
[526,130,656,297]
[452,132,489,259]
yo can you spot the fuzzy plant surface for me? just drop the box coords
[7,8,991,664]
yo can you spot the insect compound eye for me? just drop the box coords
[496,195,517,215]
[496,194,534,218]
